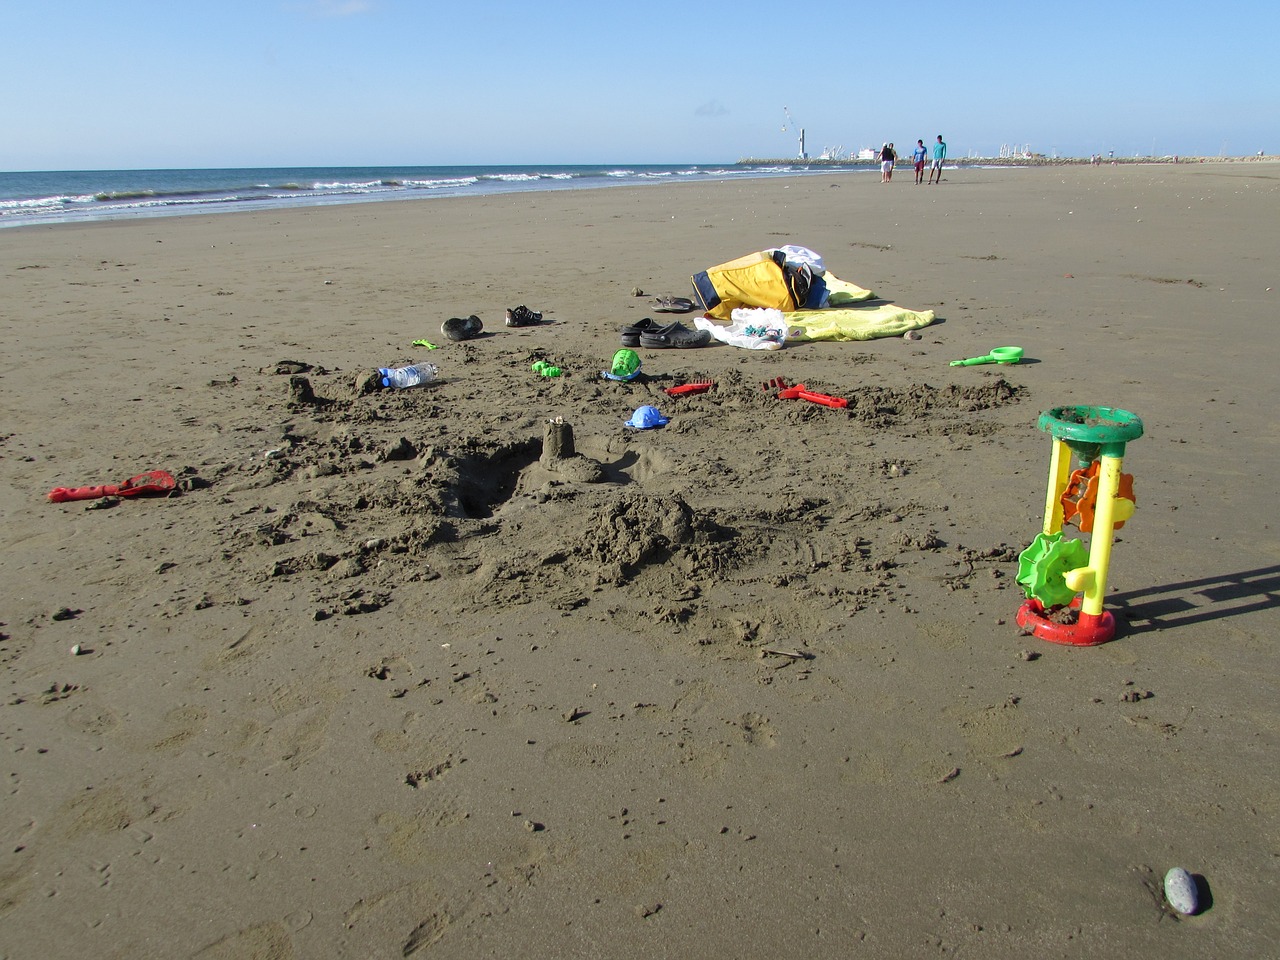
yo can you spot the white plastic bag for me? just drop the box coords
[694,308,796,351]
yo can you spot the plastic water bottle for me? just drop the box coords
[378,363,438,389]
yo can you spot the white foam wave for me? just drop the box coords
[0,193,98,211]
[400,177,480,189]
[311,180,384,190]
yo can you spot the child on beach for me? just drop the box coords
[913,139,927,184]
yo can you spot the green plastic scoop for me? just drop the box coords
[949,345,1024,366]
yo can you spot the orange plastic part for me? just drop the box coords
[1061,461,1135,532]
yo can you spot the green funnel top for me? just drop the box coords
[1039,405,1143,460]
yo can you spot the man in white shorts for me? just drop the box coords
[928,134,947,185]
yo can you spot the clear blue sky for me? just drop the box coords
[4,0,1276,170]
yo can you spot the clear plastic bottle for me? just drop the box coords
[377,363,438,389]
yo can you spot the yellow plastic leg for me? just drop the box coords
[1042,438,1072,537]
[1080,453,1124,616]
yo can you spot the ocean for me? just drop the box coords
[0,162,877,230]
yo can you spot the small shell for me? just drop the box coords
[1163,866,1199,915]
[70,644,82,656]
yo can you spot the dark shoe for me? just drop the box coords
[442,315,483,341]
[620,317,661,347]
[639,321,711,349]
[505,305,543,327]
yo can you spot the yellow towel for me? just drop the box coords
[785,272,935,341]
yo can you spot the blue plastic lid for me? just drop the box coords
[625,405,670,429]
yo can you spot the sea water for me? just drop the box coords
[0,162,875,230]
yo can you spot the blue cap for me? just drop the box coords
[625,405,670,429]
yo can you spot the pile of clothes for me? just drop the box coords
[691,245,935,346]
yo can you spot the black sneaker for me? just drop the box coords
[505,305,543,327]
[442,315,483,341]
[620,317,660,347]
[639,321,711,349]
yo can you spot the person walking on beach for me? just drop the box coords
[912,139,927,184]
[879,143,896,183]
[928,134,947,184]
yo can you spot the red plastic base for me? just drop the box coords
[1016,597,1116,646]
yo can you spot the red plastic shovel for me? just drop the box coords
[48,470,177,503]
[762,377,849,409]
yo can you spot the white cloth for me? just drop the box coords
[767,244,826,276]
[694,308,797,351]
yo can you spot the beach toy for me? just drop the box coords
[624,405,669,430]
[949,346,1024,366]
[761,376,849,409]
[601,349,642,382]
[48,469,177,503]
[610,349,640,378]
[664,380,715,397]
[410,339,437,349]
[531,361,562,378]
[1015,405,1143,645]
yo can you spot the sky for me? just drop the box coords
[4,0,1277,171]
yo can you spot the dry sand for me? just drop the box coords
[1,164,1278,959]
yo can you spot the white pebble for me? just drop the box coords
[70,644,82,656]
[1163,866,1199,915]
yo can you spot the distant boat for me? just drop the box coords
[856,148,875,161]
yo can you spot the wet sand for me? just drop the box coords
[1,163,1278,958]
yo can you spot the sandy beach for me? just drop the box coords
[2,163,1277,959]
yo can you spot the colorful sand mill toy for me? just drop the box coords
[1015,405,1144,645]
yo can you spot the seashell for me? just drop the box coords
[1163,866,1199,915]
[70,644,82,656]
[903,330,921,341]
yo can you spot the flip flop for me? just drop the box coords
[650,296,696,313]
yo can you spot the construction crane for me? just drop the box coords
[782,106,807,159]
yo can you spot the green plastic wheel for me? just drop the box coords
[1017,532,1090,608]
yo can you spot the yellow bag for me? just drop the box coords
[692,251,805,321]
